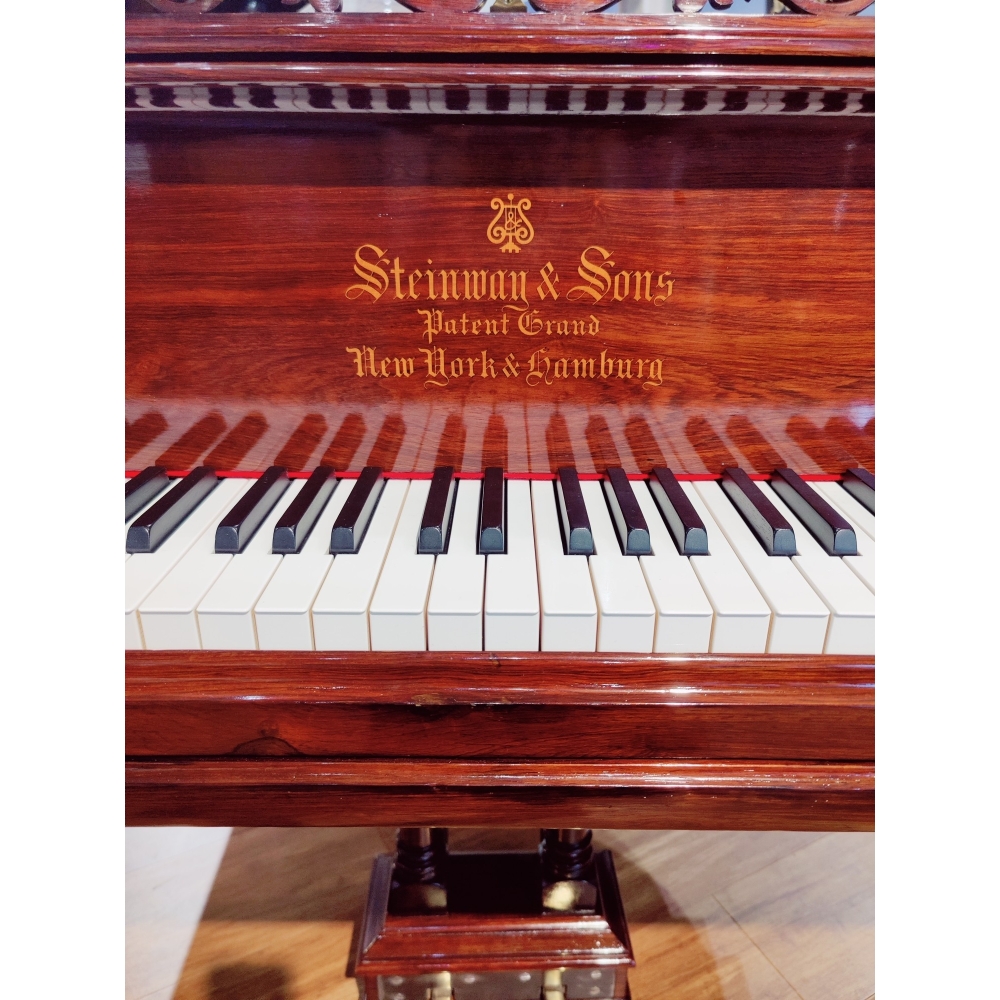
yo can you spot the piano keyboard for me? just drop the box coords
[125,465,875,654]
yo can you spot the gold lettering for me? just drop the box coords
[445,318,458,335]
[464,270,487,300]
[617,359,633,379]
[392,257,405,299]
[633,270,653,302]
[612,270,631,302]
[346,244,390,302]
[489,270,507,301]
[518,309,543,337]
[573,358,595,379]
[346,346,364,377]
[643,359,663,390]
[556,320,569,336]
[568,245,613,304]
[408,269,423,300]
[508,270,528,304]
[480,350,497,378]
[483,319,499,335]
[417,308,443,344]
[502,353,520,378]
[438,269,459,301]
[600,349,614,378]
[536,262,560,301]
[394,357,415,377]
[588,315,600,335]
[654,271,674,306]
[426,269,436,300]
[526,349,551,387]
[554,358,569,379]
[450,357,464,378]
[420,346,448,387]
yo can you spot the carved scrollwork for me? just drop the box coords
[673,0,871,12]
[780,0,874,14]
[143,0,227,13]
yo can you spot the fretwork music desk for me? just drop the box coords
[125,1,874,993]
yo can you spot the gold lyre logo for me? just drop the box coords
[487,193,534,253]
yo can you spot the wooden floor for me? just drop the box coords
[126,827,873,1000]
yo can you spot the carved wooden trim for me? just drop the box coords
[131,0,874,14]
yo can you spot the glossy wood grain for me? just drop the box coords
[127,115,872,474]
[125,12,875,60]
[126,650,873,828]
[125,759,873,831]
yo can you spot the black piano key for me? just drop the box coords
[215,466,290,553]
[603,467,652,556]
[720,467,796,556]
[125,466,169,521]
[418,466,456,554]
[771,468,857,556]
[649,467,708,556]
[478,467,506,555]
[842,467,875,514]
[556,467,594,555]
[272,466,336,554]
[330,466,385,554]
[126,466,219,553]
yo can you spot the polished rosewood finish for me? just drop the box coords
[125,650,874,830]
[125,9,874,834]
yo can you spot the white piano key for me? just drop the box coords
[125,477,246,649]
[694,481,829,654]
[760,483,875,654]
[484,480,540,651]
[196,479,306,650]
[138,478,259,650]
[632,482,714,653]
[531,480,597,652]
[312,479,409,651]
[580,479,655,653]
[679,483,771,653]
[369,479,435,651]
[427,479,486,651]
[814,480,876,540]
[253,478,352,650]
[807,490,876,593]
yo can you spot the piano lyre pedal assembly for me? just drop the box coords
[125,1,874,994]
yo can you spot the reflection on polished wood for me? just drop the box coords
[126,411,168,463]
[825,415,875,472]
[725,416,786,475]
[786,416,857,476]
[321,413,367,470]
[156,412,227,470]
[274,413,328,471]
[685,417,738,475]
[154,828,872,1000]
[203,412,269,470]
[367,415,406,471]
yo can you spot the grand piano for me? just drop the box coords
[125,0,874,992]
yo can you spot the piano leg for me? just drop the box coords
[355,828,634,1000]
[389,827,449,914]
[541,828,599,913]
